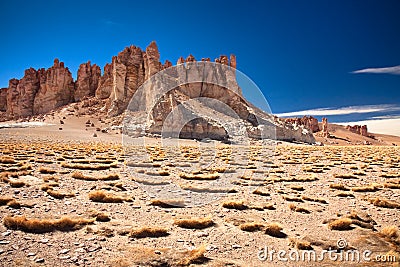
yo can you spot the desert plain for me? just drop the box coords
[0,110,399,267]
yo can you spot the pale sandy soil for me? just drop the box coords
[0,114,400,267]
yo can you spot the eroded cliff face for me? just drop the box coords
[33,59,75,115]
[1,41,315,144]
[0,88,8,112]
[74,61,101,102]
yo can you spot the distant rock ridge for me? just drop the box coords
[283,116,320,133]
[346,124,368,136]
[0,41,315,144]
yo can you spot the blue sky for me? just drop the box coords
[1,0,399,134]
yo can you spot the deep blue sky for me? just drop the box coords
[1,0,399,118]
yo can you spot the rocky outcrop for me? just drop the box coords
[4,59,74,118]
[74,61,101,102]
[0,88,7,112]
[1,41,315,144]
[283,116,319,133]
[321,117,330,138]
[123,60,315,144]
[33,59,75,115]
[95,63,113,100]
[346,125,368,136]
[6,69,40,117]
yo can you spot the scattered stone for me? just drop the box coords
[59,249,70,254]
[35,258,45,263]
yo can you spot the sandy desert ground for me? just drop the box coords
[0,113,400,267]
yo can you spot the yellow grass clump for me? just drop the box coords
[329,183,350,191]
[71,171,119,181]
[380,226,400,245]
[239,222,265,232]
[351,184,381,192]
[289,204,311,214]
[38,167,57,174]
[129,227,169,238]
[46,189,75,199]
[370,198,400,209]
[264,222,287,238]
[289,238,313,250]
[301,195,328,204]
[0,156,16,164]
[150,199,185,208]
[222,200,248,210]
[3,216,94,233]
[88,190,129,203]
[328,218,353,230]
[174,217,214,229]
[179,172,220,180]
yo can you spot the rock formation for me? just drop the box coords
[283,116,319,133]
[123,59,315,144]
[6,69,40,118]
[346,125,368,136]
[33,59,75,115]
[4,59,75,118]
[1,41,316,144]
[74,61,101,102]
[321,117,330,138]
[0,88,7,112]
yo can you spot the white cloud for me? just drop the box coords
[352,65,400,75]
[337,118,400,137]
[275,104,400,117]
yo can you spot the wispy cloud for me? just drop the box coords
[351,65,400,75]
[275,104,400,117]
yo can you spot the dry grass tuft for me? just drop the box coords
[178,245,207,265]
[289,204,311,214]
[0,156,15,164]
[283,195,304,202]
[351,184,381,192]
[88,190,128,203]
[8,179,26,188]
[369,197,400,209]
[71,171,119,181]
[301,195,328,204]
[129,227,169,238]
[290,185,305,191]
[46,189,75,199]
[252,189,270,196]
[380,226,400,246]
[38,167,56,174]
[174,217,214,229]
[289,238,313,250]
[3,216,94,233]
[335,192,355,198]
[95,212,111,222]
[328,218,353,230]
[239,222,265,232]
[150,199,185,208]
[179,172,220,180]
[334,173,358,179]
[0,196,20,208]
[329,183,349,191]
[264,222,287,238]
[384,182,400,189]
[222,200,248,210]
